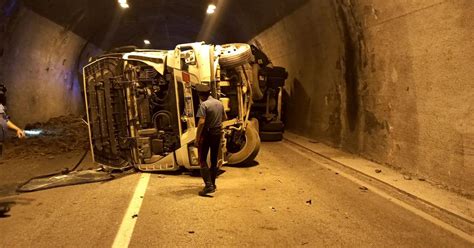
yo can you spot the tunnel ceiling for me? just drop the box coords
[22,0,309,50]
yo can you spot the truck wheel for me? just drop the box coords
[260,120,284,132]
[227,123,260,166]
[219,43,252,68]
[260,131,283,142]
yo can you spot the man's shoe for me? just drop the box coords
[210,167,218,189]
[199,185,216,196]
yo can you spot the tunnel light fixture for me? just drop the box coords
[144,39,151,45]
[118,0,129,9]
[206,4,216,14]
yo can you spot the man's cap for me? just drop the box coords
[195,84,210,93]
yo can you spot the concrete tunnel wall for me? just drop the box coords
[0,5,99,127]
[251,0,474,196]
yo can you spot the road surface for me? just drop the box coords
[0,141,472,247]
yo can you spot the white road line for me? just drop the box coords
[283,142,474,244]
[112,173,151,248]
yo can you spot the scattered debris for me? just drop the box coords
[260,226,278,231]
[4,115,89,160]
[305,199,312,205]
[132,214,138,218]
[188,231,195,234]
[359,186,368,191]
[270,206,277,212]
[418,178,426,181]
[0,205,10,216]
[252,209,262,214]
[403,175,412,180]
[17,169,114,192]
[375,169,382,173]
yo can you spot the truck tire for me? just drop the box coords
[251,64,264,100]
[219,43,252,69]
[227,123,260,166]
[260,121,284,132]
[260,131,283,142]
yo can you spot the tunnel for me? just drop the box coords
[0,0,473,247]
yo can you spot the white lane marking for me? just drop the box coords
[283,142,474,244]
[112,173,151,248]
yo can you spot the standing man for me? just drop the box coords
[194,84,226,196]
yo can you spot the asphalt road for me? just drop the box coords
[0,141,472,247]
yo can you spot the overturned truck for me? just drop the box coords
[83,42,287,171]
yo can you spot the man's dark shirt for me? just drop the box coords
[196,96,224,135]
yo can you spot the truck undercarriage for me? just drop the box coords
[83,43,287,171]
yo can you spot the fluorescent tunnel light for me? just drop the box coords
[207,4,216,14]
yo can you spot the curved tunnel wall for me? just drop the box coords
[251,0,473,195]
[0,5,99,126]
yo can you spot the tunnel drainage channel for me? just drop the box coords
[283,138,474,241]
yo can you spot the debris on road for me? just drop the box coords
[359,186,369,191]
[132,214,138,218]
[375,169,382,173]
[0,204,10,216]
[4,115,89,160]
[17,169,114,192]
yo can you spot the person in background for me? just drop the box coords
[0,83,26,156]
[0,83,24,215]
[194,84,226,196]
